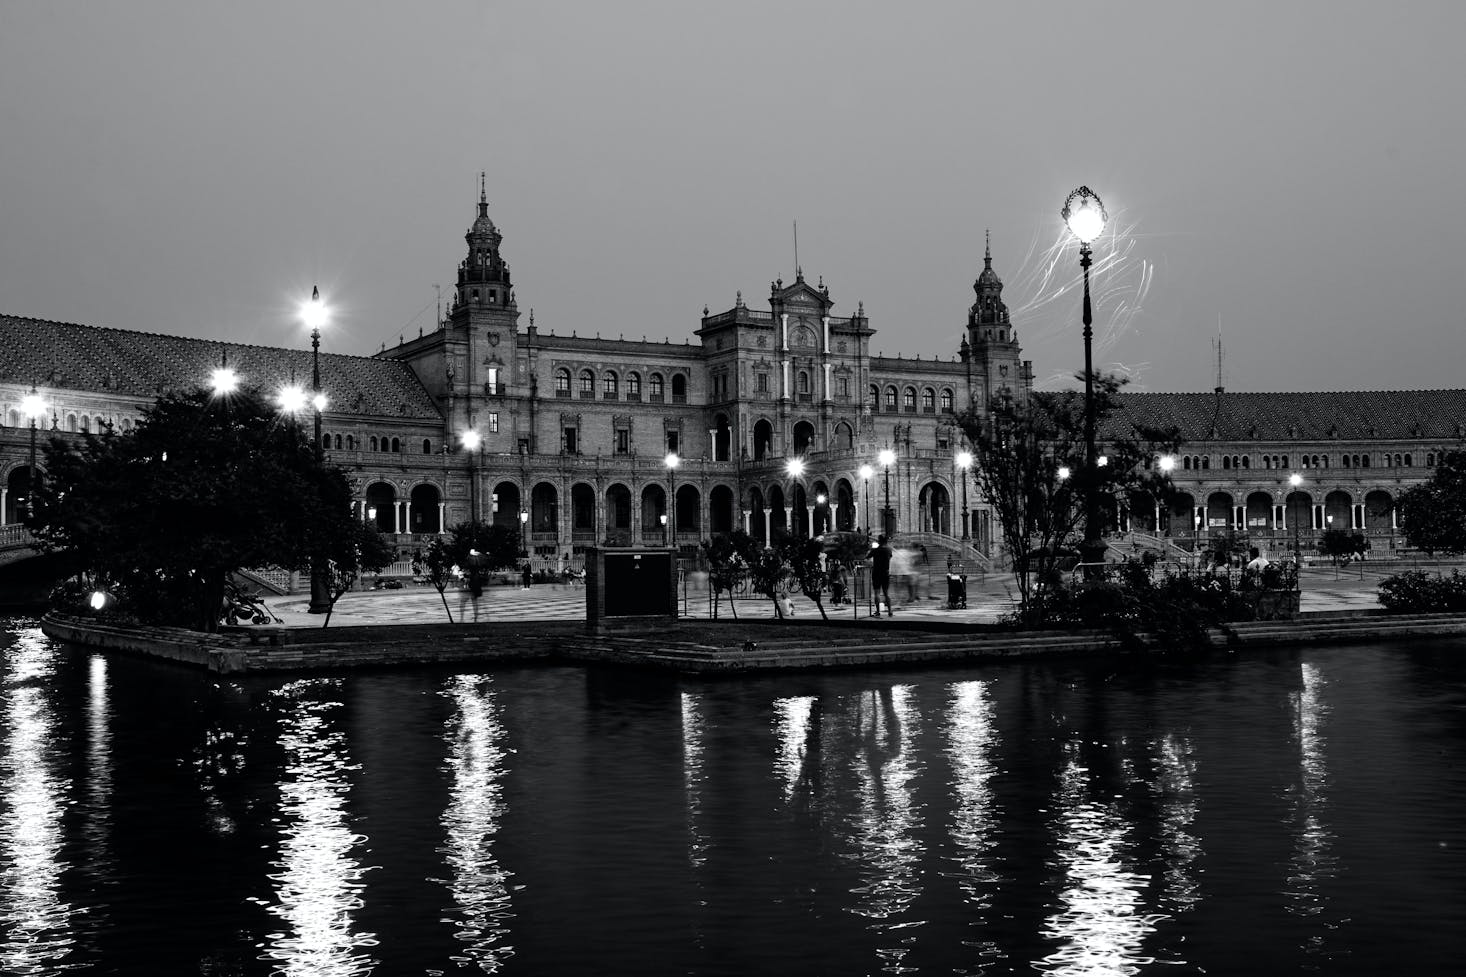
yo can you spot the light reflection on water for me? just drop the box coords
[0,629,79,973]
[943,680,1003,966]
[256,678,378,977]
[1036,749,1164,977]
[437,674,515,972]
[835,685,924,974]
[1286,661,1338,953]
[773,695,815,804]
[1152,733,1201,914]
[680,691,708,869]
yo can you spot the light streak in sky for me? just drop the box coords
[1006,209,1156,390]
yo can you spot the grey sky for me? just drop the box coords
[2,0,1462,393]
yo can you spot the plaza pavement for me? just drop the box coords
[263,565,1391,630]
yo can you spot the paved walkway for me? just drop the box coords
[264,566,1392,629]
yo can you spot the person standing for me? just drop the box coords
[870,534,894,617]
[521,562,533,590]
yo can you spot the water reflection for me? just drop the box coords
[943,680,1003,964]
[680,691,708,869]
[773,695,816,804]
[257,678,377,977]
[0,628,79,972]
[1286,662,1336,924]
[835,685,924,973]
[1152,734,1201,913]
[1036,748,1161,977]
[438,674,515,971]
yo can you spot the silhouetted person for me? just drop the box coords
[870,534,894,616]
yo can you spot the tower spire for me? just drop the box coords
[984,229,992,267]
[478,171,488,216]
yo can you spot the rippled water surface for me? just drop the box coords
[2,616,1464,975]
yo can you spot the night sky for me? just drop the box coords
[3,1,1462,393]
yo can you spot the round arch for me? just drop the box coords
[570,482,596,534]
[919,481,952,535]
[641,483,667,539]
[1364,489,1393,532]
[835,478,856,532]
[409,483,442,534]
[674,484,701,536]
[491,481,522,528]
[1205,491,1234,534]
[365,481,397,534]
[709,484,736,534]
[747,486,767,542]
[530,481,559,536]
[753,419,774,461]
[1285,490,1312,533]
[1245,491,1274,532]
[792,420,816,456]
[1324,490,1352,532]
[1170,491,1196,536]
[604,483,632,542]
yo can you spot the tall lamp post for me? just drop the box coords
[859,463,874,537]
[21,387,46,520]
[1062,187,1109,571]
[879,447,896,537]
[461,430,482,522]
[665,451,680,549]
[1289,472,1304,574]
[519,508,529,559]
[955,449,973,542]
[785,458,805,537]
[301,286,332,614]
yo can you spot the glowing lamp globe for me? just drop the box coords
[956,450,973,470]
[210,368,239,395]
[312,393,328,412]
[664,451,680,470]
[878,449,896,468]
[1057,466,1072,481]
[21,393,46,419]
[277,385,307,413]
[301,286,328,332]
[460,430,481,451]
[1159,455,1176,472]
[1062,187,1108,244]
[859,464,874,480]
[786,458,805,478]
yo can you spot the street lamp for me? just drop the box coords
[1289,472,1304,573]
[21,387,46,520]
[461,430,482,523]
[955,449,973,541]
[816,492,827,536]
[665,451,680,548]
[859,463,874,537]
[300,286,332,613]
[878,447,896,537]
[786,457,805,537]
[1062,186,1109,571]
[519,508,529,558]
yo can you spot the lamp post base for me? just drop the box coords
[307,565,332,614]
[1078,537,1108,578]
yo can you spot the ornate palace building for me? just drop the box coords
[2,185,1460,572]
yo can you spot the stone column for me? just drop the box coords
[742,509,751,533]
[805,504,815,537]
[437,501,446,534]
[762,508,772,541]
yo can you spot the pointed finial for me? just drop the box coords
[529,308,535,327]
[703,305,709,317]
[478,172,488,216]
[858,300,865,317]
[736,289,743,307]
[984,229,992,266]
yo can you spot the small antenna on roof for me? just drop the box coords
[1213,315,1225,394]
[793,220,800,279]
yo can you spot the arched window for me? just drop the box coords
[797,371,810,394]
[1362,454,1370,468]
[1201,457,1210,470]
[650,373,665,399]
[869,384,880,408]
[391,437,401,453]
[1242,456,1249,468]
[671,374,687,402]
[921,388,936,412]
[66,413,77,432]
[555,368,571,395]
[1222,456,1231,470]
[1427,452,1436,467]
[578,370,595,395]
[884,385,897,411]
[333,434,342,450]
[423,439,432,454]
[627,372,641,397]
[603,371,618,397]
[1405,453,1412,466]
[370,436,379,452]
[1183,456,1192,470]
[80,416,90,434]
[940,388,954,412]
[902,387,916,411]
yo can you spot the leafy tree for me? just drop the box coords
[320,521,395,628]
[445,521,520,574]
[954,374,1180,622]
[26,387,378,632]
[701,530,757,619]
[415,536,459,623]
[1397,450,1466,554]
[779,534,832,620]
[744,535,793,618]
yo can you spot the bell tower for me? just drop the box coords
[962,232,1030,405]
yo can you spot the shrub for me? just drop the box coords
[1377,570,1466,613]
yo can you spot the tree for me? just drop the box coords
[779,534,832,620]
[320,521,395,628]
[415,536,459,623]
[744,535,793,618]
[701,531,756,619]
[1397,449,1466,554]
[954,375,1180,622]
[445,521,519,574]
[27,387,376,632]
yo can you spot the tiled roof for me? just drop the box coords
[0,315,441,421]
[1103,390,1466,442]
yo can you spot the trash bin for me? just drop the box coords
[946,573,967,610]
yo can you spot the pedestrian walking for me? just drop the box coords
[869,534,894,616]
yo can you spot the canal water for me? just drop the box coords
[2,618,1463,975]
